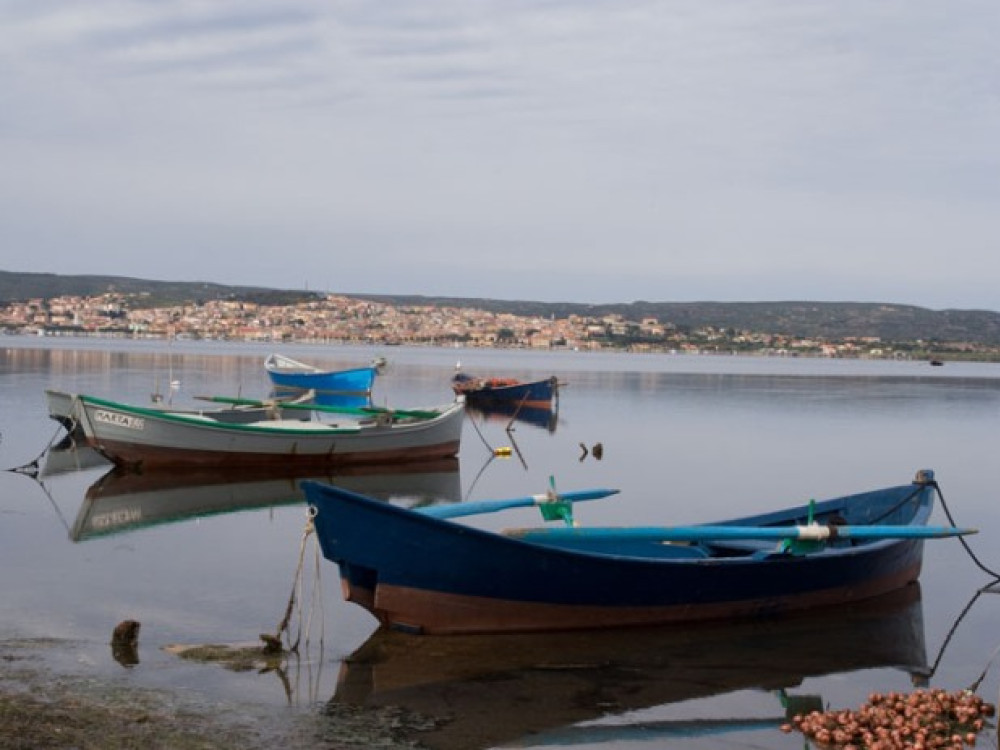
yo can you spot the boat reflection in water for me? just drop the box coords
[331,583,927,750]
[464,400,559,433]
[269,388,373,411]
[40,435,110,477]
[71,458,461,542]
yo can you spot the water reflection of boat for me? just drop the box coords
[307,391,371,409]
[264,388,373,410]
[40,436,111,477]
[332,584,927,750]
[464,400,558,433]
[71,459,461,542]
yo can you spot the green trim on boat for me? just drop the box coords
[80,395,363,435]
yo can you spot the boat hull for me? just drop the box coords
[306,472,936,634]
[265,355,378,395]
[73,395,464,470]
[452,376,558,408]
[45,388,78,430]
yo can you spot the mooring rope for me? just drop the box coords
[273,507,318,653]
[932,480,1000,581]
[5,421,67,476]
[468,410,494,454]
[304,527,325,649]
[922,586,986,684]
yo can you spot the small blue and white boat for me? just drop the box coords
[265,353,383,397]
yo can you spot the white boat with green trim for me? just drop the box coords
[68,393,465,471]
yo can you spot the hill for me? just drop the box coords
[3,271,1000,345]
[0,271,318,308]
[350,294,1000,345]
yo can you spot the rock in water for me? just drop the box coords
[111,619,141,667]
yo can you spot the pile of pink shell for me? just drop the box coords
[781,688,994,749]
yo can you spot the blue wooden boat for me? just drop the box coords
[451,372,559,408]
[265,353,382,396]
[302,469,972,634]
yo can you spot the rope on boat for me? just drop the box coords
[826,477,1000,702]
[931,480,1000,581]
[307,522,326,648]
[923,586,986,685]
[504,393,530,433]
[468,410,495,454]
[968,630,1000,695]
[270,506,323,654]
[5,421,67,476]
[463,452,497,501]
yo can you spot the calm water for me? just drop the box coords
[3,338,1000,749]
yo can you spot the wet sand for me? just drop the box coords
[0,638,423,750]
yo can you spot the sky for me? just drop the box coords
[1,1,998,310]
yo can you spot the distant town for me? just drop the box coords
[2,290,999,361]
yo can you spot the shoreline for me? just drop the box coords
[0,637,418,750]
[4,331,1000,364]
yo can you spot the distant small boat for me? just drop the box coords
[70,393,464,471]
[265,353,382,396]
[929,359,944,367]
[303,469,971,635]
[451,372,559,408]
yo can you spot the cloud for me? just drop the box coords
[1,1,999,308]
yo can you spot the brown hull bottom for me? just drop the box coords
[88,438,461,471]
[345,562,922,635]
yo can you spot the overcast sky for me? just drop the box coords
[2,1,998,309]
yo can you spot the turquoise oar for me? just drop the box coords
[507,523,977,543]
[420,488,619,520]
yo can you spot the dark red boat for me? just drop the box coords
[451,372,559,408]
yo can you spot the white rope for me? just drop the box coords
[273,508,316,653]
[301,527,324,651]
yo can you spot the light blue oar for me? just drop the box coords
[507,523,976,543]
[420,488,619,520]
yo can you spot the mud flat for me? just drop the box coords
[0,638,426,750]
